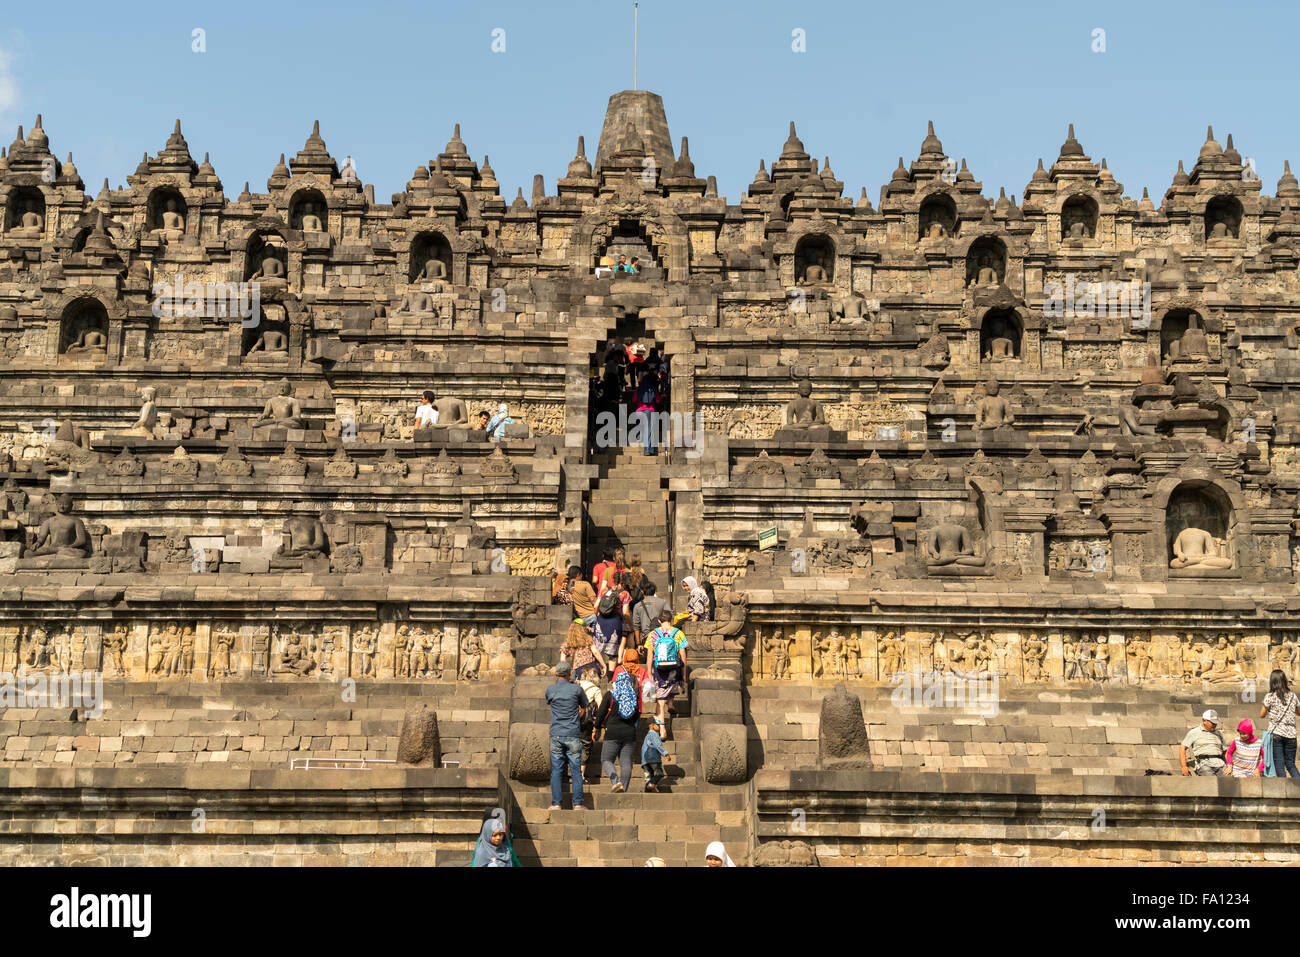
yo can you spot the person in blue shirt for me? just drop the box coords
[545,660,587,810]
[485,403,514,440]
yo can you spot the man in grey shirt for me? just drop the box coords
[632,580,670,646]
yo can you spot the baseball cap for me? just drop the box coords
[1202,709,1219,724]
[555,660,572,677]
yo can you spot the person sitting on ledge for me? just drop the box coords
[1170,527,1233,570]
[615,254,633,274]
[414,390,438,430]
[629,257,641,275]
[474,409,491,433]
[923,522,986,568]
[486,403,514,440]
[1178,709,1226,776]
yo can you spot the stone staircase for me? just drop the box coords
[505,705,750,866]
[586,444,670,578]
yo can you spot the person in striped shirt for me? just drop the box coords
[1224,719,1264,777]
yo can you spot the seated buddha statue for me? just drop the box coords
[250,253,286,283]
[783,379,825,428]
[27,494,91,558]
[416,257,449,290]
[252,379,305,428]
[983,316,1016,360]
[395,287,438,316]
[65,328,106,353]
[276,514,329,560]
[9,201,44,238]
[924,522,986,568]
[246,328,289,357]
[299,202,324,233]
[152,199,186,242]
[973,379,1013,430]
[1170,527,1233,570]
[123,386,159,437]
[1167,315,1209,360]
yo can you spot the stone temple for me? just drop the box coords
[0,91,1297,866]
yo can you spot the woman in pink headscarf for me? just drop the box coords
[1224,719,1264,777]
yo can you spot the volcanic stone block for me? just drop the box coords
[751,840,820,867]
[508,722,551,782]
[819,683,872,769]
[700,723,747,784]
[395,704,440,766]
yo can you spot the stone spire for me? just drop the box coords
[1223,133,1241,166]
[1172,159,1189,186]
[957,158,974,184]
[268,152,291,190]
[290,121,339,178]
[1278,160,1300,199]
[26,114,48,151]
[1058,123,1085,159]
[1198,125,1222,162]
[670,136,695,178]
[1032,158,1048,182]
[566,136,593,178]
[780,121,806,160]
[444,123,469,157]
[751,158,768,185]
[890,156,908,182]
[820,156,836,182]
[1139,187,1155,213]
[920,120,943,159]
[593,90,674,175]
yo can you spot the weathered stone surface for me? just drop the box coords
[395,704,440,766]
[700,723,747,783]
[819,684,872,769]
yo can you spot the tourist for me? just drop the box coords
[471,807,520,866]
[471,815,515,867]
[546,660,586,810]
[641,722,669,792]
[602,339,626,411]
[699,580,717,621]
[1224,719,1264,778]
[414,390,438,430]
[486,402,514,440]
[1260,669,1299,777]
[474,409,492,432]
[595,547,627,595]
[593,580,626,664]
[577,676,602,774]
[1178,710,1226,776]
[615,254,631,274]
[632,579,670,649]
[551,567,574,606]
[590,548,613,595]
[593,667,641,792]
[612,646,652,705]
[568,563,598,626]
[635,369,659,455]
[645,610,688,740]
[704,841,735,867]
[595,255,614,279]
[682,575,710,621]
[560,620,605,682]
[629,257,641,275]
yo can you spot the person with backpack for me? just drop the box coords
[595,547,627,596]
[593,573,631,661]
[594,667,642,793]
[1260,669,1300,777]
[591,549,615,593]
[644,611,688,741]
[632,580,670,650]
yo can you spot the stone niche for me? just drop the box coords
[1162,480,1239,578]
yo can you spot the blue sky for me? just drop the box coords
[1,0,1295,207]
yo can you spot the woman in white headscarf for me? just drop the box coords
[486,403,514,440]
[704,841,735,867]
[681,576,709,621]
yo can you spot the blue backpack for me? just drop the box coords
[613,671,639,719]
[652,626,681,667]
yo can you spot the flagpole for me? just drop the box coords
[634,2,638,90]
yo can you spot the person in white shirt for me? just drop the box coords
[414,390,439,429]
